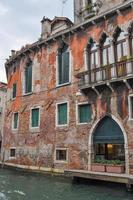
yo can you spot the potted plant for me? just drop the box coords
[91,159,106,172]
[105,160,125,174]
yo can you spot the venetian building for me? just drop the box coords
[3,0,133,181]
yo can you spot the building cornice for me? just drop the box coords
[5,0,133,67]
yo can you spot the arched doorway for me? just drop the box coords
[88,115,129,174]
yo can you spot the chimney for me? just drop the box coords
[11,50,16,57]
[41,16,51,39]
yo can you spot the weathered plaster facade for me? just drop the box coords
[3,0,133,176]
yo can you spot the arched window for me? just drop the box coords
[88,40,98,70]
[101,37,112,66]
[115,31,127,62]
[57,44,70,86]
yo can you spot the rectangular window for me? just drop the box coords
[57,103,68,126]
[78,104,92,124]
[129,96,133,119]
[25,64,32,94]
[13,113,18,130]
[31,108,40,128]
[10,148,16,158]
[56,149,67,161]
[58,51,70,85]
[13,83,17,99]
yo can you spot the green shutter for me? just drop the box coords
[25,64,32,93]
[93,116,124,144]
[58,50,69,85]
[14,113,18,129]
[62,51,69,83]
[13,83,17,98]
[78,104,92,123]
[58,103,67,125]
[32,108,39,127]
[58,53,62,84]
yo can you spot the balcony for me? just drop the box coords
[77,58,133,92]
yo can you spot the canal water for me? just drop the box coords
[0,169,132,200]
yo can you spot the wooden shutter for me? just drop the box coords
[58,103,67,125]
[32,108,39,127]
[78,104,92,123]
[25,65,32,93]
[62,51,69,83]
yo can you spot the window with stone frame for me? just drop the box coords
[78,103,92,124]
[56,149,67,161]
[25,61,32,94]
[88,40,98,70]
[57,45,70,86]
[101,36,112,66]
[115,31,127,62]
[57,102,68,126]
[31,108,40,128]
[12,83,17,99]
[10,148,16,157]
[12,112,18,130]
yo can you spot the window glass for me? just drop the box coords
[58,103,67,125]
[58,49,69,85]
[56,149,67,161]
[31,108,39,128]
[13,113,18,129]
[78,104,92,123]
[13,83,17,99]
[10,149,16,157]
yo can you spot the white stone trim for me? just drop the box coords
[54,147,68,163]
[56,101,69,127]
[88,114,129,175]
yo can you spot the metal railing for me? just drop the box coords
[77,58,133,88]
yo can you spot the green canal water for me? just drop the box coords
[0,169,132,200]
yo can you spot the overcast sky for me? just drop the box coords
[0,0,73,83]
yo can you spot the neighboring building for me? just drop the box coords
[3,0,133,180]
[0,82,7,157]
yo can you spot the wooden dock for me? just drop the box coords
[65,169,133,191]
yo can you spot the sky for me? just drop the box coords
[0,0,73,83]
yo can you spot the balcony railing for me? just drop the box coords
[77,58,133,89]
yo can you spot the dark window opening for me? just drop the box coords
[56,149,67,161]
[10,148,16,157]
[94,144,125,161]
[13,83,17,99]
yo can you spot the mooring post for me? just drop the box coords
[126,184,133,192]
